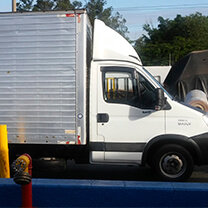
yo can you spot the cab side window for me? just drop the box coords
[102,67,156,109]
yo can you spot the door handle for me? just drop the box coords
[97,113,109,123]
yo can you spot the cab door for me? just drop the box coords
[96,65,165,164]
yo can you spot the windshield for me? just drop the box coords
[142,67,173,99]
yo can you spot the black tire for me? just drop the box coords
[33,158,67,172]
[152,144,194,182]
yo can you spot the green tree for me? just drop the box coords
[17,0,76,11]
[17,0,34,11]
[54,0,74,10]
[85,0,128,38]
[71,1,82,9]
[135,13,208,66]
[33,0,55,11]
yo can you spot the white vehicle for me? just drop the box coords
[1,10,208,181]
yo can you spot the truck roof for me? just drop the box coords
[93,19,142,66]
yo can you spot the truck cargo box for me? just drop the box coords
[0,11,92,145]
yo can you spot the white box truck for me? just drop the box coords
[1,10,208,181]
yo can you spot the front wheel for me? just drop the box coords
[152,145,194,181]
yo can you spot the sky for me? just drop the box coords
[1,0,208,40]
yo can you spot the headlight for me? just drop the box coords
[203,114,208,126]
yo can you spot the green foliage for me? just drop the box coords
[85,0,128,38]
[53,0,75,10]
[71,1,83,9]
[17,0,34,11]
[86,0,109,28]
[134,12,208,66]
[17,0,75,11]
[33,0,55,11]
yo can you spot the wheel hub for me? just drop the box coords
[162,154,183,175]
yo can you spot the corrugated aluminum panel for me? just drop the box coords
[0,12,78,143]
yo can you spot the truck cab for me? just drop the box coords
[89,20,208,181]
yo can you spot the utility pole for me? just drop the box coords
[12,0,16,12]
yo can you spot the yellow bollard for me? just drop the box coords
[0,125,10,178]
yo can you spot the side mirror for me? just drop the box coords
[155,88,165,110]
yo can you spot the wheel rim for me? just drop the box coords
[159,153,186,178]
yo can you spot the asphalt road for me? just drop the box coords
[32,160,208,182]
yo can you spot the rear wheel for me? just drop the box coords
[33,158,67,172]
[152,144,194,181]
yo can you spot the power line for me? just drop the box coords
[113,3,208,12]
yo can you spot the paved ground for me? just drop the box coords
[189,165,208,182]
[32,161,208,182]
